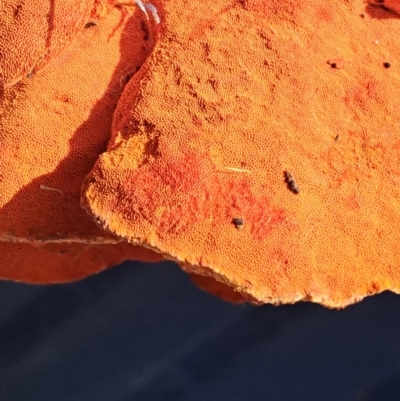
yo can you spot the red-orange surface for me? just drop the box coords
[0,241,162,283]
[0,0,96,89]
[83,0,400,307]
[369,0,400,15]
[0,4,163,282]
[0,4,153,242]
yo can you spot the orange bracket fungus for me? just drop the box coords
[0,241,162,284]
[0,0,159,90]
[0,4,163,282]
[0,0,94,89]
[82,0,400,308]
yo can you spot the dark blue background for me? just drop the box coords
[0,260,399,401]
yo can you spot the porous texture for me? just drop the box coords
[0,0,95,89]
[0,5,163,282]
[83,0,400,308]
[0,5,152,243]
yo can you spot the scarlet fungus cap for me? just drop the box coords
[82,0,400,307]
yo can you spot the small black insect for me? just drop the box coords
[84,21,97,29]
[232,217,244,229]
[284,171,299,194]
[383,62,391,69]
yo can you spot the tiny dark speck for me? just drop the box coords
[383,62,391,69]
[334,134,340,141]
[284,171,299,194]
[327,58,345,69]
[232,218,244,229]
